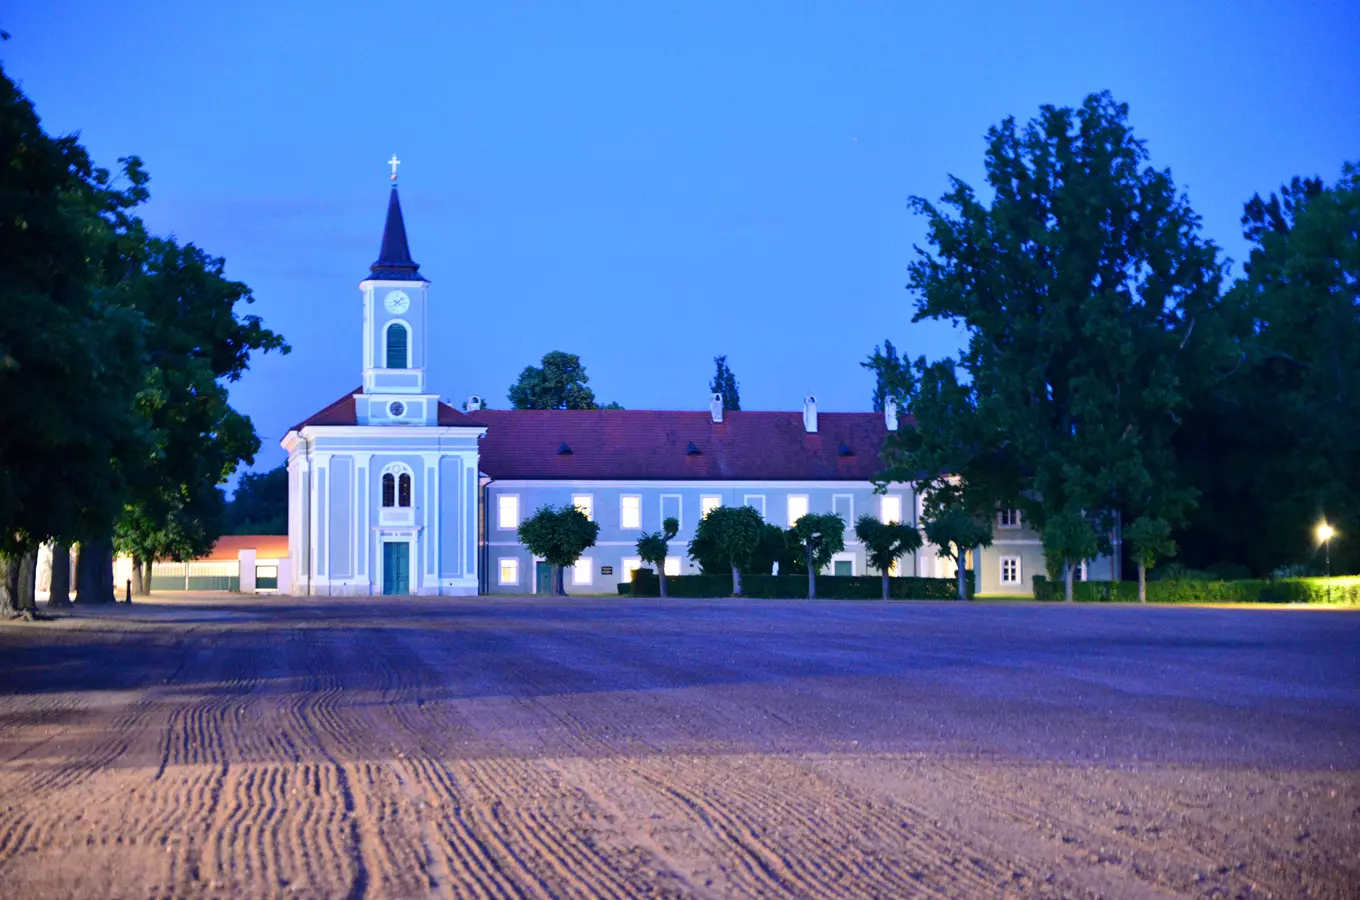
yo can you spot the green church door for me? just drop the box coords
[382,541,410,596]
[535,562,554,594]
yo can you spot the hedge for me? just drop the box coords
[627,568,971,600]
[1032,575,1360,605]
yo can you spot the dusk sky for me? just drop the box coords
[5,2,1358,476]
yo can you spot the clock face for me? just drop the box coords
[384,290,410,315]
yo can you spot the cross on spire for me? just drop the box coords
[388,154,401,181]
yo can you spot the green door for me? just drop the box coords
[834,560,853,576]
[383,541,410,595]
[535,561,554,594]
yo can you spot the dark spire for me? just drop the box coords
[368,186,428,281]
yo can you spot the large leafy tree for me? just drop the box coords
[1176,165,1360,575]
[224,465,288,536]
[919,491,991,601]
[636,516,679,597]
[111,236,287,597]
[861,340,912,414]
[886,92,1225,600]
[855,515,923,600]
[517,504,600,595]
[687,505,764,596]
[789,513,845,599]
[0,62,151,614]
[709,355,741,411]
[508,351,621,410]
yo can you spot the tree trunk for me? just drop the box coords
[555,565,566,597]
[806,545,816,600]
[0,554,19,617]
[75,538,115,604]
[48,542,72,607]
[956,548,967,601]
[131,554,146,596]
[17,547,38,611]
[1138,563,1147,604]
[658,562,668,598]
[881,569,890,602]
[1064,560,1075,603]
[731,564,743,598]
[142,560,152,596]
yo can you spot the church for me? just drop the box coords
[283,176,1119,597]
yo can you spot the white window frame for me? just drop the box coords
[1000,556,1022,586]
[497,494,520,530]
[621,557,642,581]
[498,557,520,586]
[700,495,722,519]
[1076,560,1088,582]
[660,493,682,531]
[787,494,810,527]
[619,495,641,530]
[572,493,594,521]
[881,494,903,525]
[832,493,854,524]
[663,556,681,577]
[744,494,766,520]
[573,557,594,586]
[998,507,1021,529]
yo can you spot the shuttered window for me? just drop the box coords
[385,322,409,369]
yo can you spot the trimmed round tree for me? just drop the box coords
[921,502,991,601]
[687,505,764,596]
[790,513,846,600]
[855,514,924,600]
[1040,510,1100,603]
[636,517,680,598]
[1126,516,1176,604]
[517,504,600,596]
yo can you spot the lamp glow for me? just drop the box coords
[1317,523,1335,543]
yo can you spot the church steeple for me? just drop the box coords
[368,186,427,282]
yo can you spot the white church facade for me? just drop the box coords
[283,181,1119,597]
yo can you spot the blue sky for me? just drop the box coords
[4,1,1358,474]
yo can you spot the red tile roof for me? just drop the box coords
[291,388,482,431]
[475,409,902,481]
[204,534,290,561]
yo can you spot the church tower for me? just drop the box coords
[355,161,440,425]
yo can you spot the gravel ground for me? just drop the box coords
[0,597,1356,898]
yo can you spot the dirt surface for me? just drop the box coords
[0,597,1356,899]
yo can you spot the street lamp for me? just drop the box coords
[1317,522,1336,603]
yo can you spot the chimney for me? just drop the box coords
[710,392,724,423]
[466,395,483,412]
[885,396,898,432]
[802,395,818,433]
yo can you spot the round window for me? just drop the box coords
[388,401,406,418]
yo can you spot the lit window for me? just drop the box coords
[701,495,721,518]
[498,558,519,585]
[572,494,594,521]
[881,495,902,524]
[787,494,809,527]
[398,473,411,508]
[888,558,901,577]
[385,321,409,369]
[620,495,641,529]
[573,557,593,585]
[664,557,681,577]
[1000,557,1021,585]
[498,495,519,529]
[744,495,766,520]
[622,558,642,580]
[999,507,1021,529]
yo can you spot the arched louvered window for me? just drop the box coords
[398,473,412,508]
[385,322,409,369]
[381,473,396,508]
